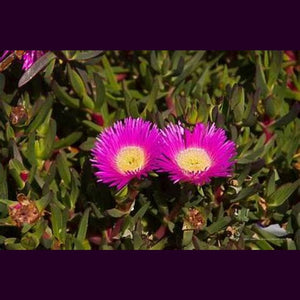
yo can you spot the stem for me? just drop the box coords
[165,87,176,116]
[154,201,184,240]
[116,181,139,212]
[154,183,193,240]
[111,218,124,238]
[108,180,140,241]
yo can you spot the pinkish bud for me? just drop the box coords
[20,170,29,182]
[92,113,104,126]
[116,73,127,82]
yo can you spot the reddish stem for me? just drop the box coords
[107,180,140,242]
[154,201,184,240]
[155,224,168,240]
[111,218,125,238]
[165,87,176,116]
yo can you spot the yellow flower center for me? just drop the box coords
[176,148,211,173]
[116,146,145,173]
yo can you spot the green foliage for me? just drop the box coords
[0,50,299,250]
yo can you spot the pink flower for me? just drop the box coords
[156,122,236,185]
[0,50,45,71]
[21,51,45,70]
[91,117,161,190]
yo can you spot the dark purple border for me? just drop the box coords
[1,1,300,49]
[0,250,298,297]
[1,1,300,297]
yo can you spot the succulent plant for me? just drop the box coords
[0,50,299,250]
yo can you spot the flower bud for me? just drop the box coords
[91,113,104,126]
[20,170,29,182]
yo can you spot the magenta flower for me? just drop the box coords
[157,122,236,186]
[91,117,161,190]
[21,51,45,70]
[0,50,45,71]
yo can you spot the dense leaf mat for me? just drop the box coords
[0,51,299,250]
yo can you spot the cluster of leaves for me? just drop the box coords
[0,50,299,250]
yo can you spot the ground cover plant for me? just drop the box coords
[0,50,299,250]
